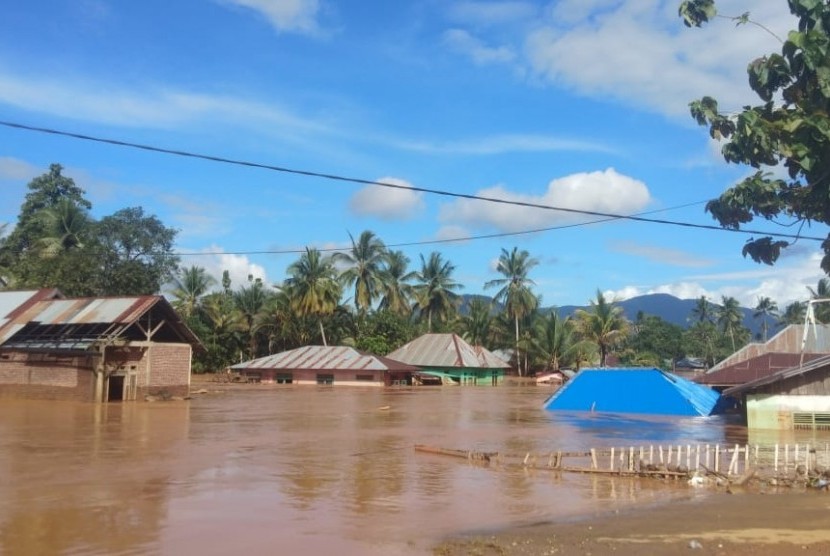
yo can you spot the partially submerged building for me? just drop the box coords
[231,345,419,386]
[696,352,824,392]
[0,289,202,402]
[704,324,830,376]
[724,355,830,430]
[694,324,830,421]
[543,367,722,417]
[386,333,509,385]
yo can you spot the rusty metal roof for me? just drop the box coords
[231,345,420,372]
[386,333,508,369]
[696,352,825,387]
[0,289,63,344]
[0,293,201,351]
[709,324,830,372]
[724,354,830,397]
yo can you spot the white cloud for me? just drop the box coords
[501,0,796,118]
[439,168,651,232]
[0,68,332,136]
[447,1,537,27]
[349,177,425,220]
[188,246,269,290]
[609,240,714,268]
[220,0,323,35]
[0,157,39,181]
[434,224,471,242]
[391,132,614,155]
[607,252,826,308]
[443,29,516,65]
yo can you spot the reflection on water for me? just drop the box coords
[2,386,828,555]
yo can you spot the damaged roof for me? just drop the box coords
[0,289,202,352]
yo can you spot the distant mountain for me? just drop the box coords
[459,292,778,338]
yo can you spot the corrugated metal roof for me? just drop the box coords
[709,324,830,372]
[386,333,508,369]
[0,291,41,323]
[231,345,419,372]
[544,367,722,417]
[0,293,202,351]
[724,354,830,397]
[0,289,63,344]
[27,297,157,325]
[697,352,824,386]
[474,346,510,368]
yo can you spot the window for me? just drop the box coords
[276,373,293,384]
[316,374,334,385]
[355,374,374,381]
[793,412,830,430]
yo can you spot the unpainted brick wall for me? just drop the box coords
[142,343,192,398]
[0,351,94,401]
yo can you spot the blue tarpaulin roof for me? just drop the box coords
[543,367,722,417]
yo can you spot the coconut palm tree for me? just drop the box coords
[808,278,830,323]
[36,198,90,257]
[689,295,713,324]
[255,288,297,353]
[170,266,216,319]
[413,251,461,332]
[201,292,247,367]
[574,290,629,367]
[531,310,582,372]
[334,230,386,314]
[460,297,494,346]
[233,276,270,358]
[716,295,744,352]
[377,249,416,316]
[753,296,779,341]
[780,300,807,326]
[285,248,342,346]
[485,247,539,376]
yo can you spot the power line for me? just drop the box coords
[176,201,709,256]
[1,119,826,248]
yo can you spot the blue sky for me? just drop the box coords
[0,0,826,310]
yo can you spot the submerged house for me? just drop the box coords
[231,345,419,386]
[543,367,722,417]
[386,333,508,385]
[703,324,830,378]
[724,355,830,430]
[0,289,202,403]
[696,352,824,392]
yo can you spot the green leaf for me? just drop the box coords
[742,237,788,265]
[679,0,717,27]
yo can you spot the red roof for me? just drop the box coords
[695,352,825,387]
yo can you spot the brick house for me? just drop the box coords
[0,289,202,402]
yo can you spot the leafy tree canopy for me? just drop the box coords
[1,164,179,296]
[679,0,830,271]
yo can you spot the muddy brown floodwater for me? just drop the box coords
[1,385,827,555]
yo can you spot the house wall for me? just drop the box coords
[753,367,830,397]
[0,351,95,402]
[421,367,505,385]
[746,394,830,429]
[241,368,388,386]
[141,343,192,399]
[0,342,193,402]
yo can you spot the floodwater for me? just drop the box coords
[0,386,826,556]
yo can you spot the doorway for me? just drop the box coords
[108,375,124,402]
